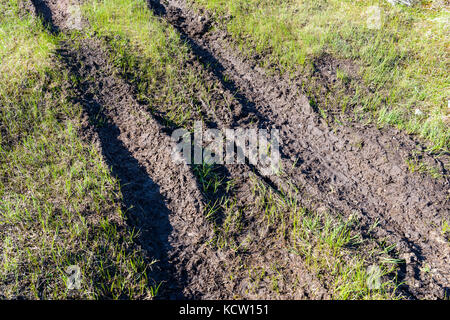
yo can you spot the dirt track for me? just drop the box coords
[28,0,449,299]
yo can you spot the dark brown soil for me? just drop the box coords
[29,0,71,32]
[58,37,329,300]
[29,0,450,299]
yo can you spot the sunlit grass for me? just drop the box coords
[191,0,449,151]
[0,0,150,299]
[250,177,402,300]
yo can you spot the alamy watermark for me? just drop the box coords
[66,265,81,290]
[366,265,382,290]
[171,121,281,176]
[365,6,382,30]
[65,3,82,30]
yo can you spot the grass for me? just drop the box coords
[249,177,402,300]
[442,219,450,242]
[190,0,449,152]
[0,0,151,299]
[406,155,444,178]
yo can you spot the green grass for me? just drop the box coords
[442,219,450,242]
[190,0,449,152]
[249,177,402,300]
[406,155,444,178]
[0,0,151,299]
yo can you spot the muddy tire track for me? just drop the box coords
[29,0,225,299]
[58,38,215,299]
[29,0,450,299]
[149,0,450,298]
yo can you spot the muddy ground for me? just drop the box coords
[27,0,449,299]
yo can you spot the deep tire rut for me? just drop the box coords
[60,38,214,299]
